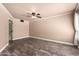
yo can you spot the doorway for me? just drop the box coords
[9,20,13,44]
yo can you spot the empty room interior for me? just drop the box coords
[0,3,79,56]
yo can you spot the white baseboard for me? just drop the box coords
[0,43,8,53]
[11,36,73,45]
[30,36,73,46]
[13,36,30,40]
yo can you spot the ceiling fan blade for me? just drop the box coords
[21,14,31,18]
[22,12,32,17]
[26,13,32,17]
[26,15,32,17]
[36,15,42,18]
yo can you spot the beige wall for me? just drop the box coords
[30,13,74,43]
[0,3,29,51]
[13,18,29,40]
[0,4,13,51]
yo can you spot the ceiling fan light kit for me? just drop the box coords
[31,12,42,18]
[32,12,36,16]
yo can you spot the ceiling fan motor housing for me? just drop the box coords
[32,12,36,16]
[32,12,42,18]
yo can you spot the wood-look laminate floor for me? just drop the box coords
[0,37,79,56]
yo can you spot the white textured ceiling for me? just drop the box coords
[3,3,77,21]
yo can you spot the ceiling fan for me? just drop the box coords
[22,11,42,19]
[21,8,42,19]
